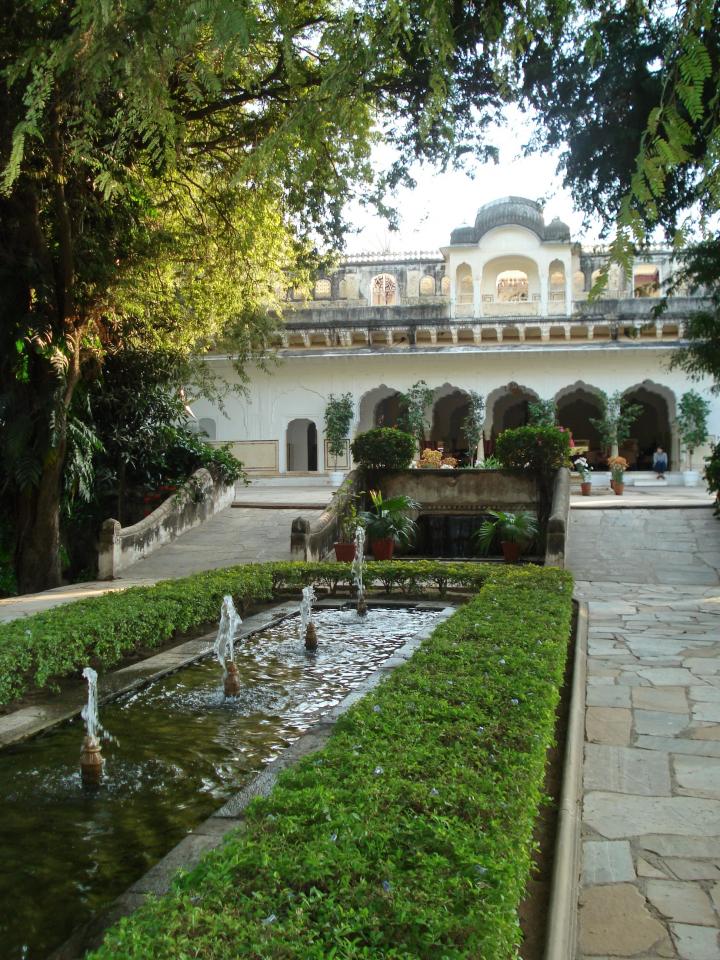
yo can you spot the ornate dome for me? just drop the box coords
[474,197,544,240]
[544,216,571,242]
[449,197,571,244]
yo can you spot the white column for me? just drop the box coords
[540,274,549,317]
[473,278,482,319]
[565,257,573,315]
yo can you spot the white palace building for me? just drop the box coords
[192,196,720,479]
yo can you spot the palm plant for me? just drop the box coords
[360,490,420,546]
[474,510,538,555]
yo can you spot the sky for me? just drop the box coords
[342,106,606,254]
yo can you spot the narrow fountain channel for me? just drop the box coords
[0,605,439,960]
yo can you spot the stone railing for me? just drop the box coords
[545,468,571,568]
[98,468,236,579]
[291,470,363,561]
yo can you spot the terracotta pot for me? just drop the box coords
[610,479,616,491]
[614,483,624,496]
[334,542,356,562]
[501,541,522,563]
[580,481,592,496]
[370,538,395,561]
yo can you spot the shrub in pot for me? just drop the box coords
[474,510,538,563]
[575,456,593,495]
[359,490,419,560]
[334,501,362,561]
[678,390,710,486]
[324,393,354,482]
[350,428,415,470]
[608,455,628,495]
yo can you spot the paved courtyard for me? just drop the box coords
[568,506,720,959]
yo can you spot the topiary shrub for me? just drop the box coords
[495,425,571,539]
[351,427,415,469]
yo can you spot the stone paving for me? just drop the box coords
[569,506,720,959]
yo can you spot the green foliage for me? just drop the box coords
[678,390,711,466]
[2,0,555,591]
[0,560,503,706]
[324,393,355,462]
[359,491,420,546]
[398,380,434,447]
[527,398,557,427]
[589,391,643,449]
[474,511,539,554]
[667,237,720,389]
[476,455,504,470]
[0,566,274,707]
[89,566,573,960]
[495,425,570,540]
[459,390,485,463]
[350,428,416,470]
[704,442,720,515]
[495,425,571,474]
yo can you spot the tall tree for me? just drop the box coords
[1,0,558,592]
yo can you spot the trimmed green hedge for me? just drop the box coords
[0,561,493,708]
[90,566,573,959]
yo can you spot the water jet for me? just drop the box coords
[213,595,243,696]
[80,667,104,784]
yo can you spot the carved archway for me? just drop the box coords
[622,380,677,468]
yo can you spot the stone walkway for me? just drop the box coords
[0,492,327,624]
[568,507,720,959]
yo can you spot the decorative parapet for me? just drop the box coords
[98,468,236,579]
[291,471,363,561]
[545,468,571,568]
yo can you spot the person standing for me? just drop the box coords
[652,446,668,478]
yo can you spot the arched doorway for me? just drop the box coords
[555,382,605,458]
[621,384,674,469]
[430,389,471,459]
[374,393,403,428]
[357,385,404,434]
[286,419,318,472]
[485,383,538,455]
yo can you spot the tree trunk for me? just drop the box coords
[15,456,65,593]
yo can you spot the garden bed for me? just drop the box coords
[79,565,573,960]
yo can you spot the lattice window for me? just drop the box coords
[314,278,332,299]
[371,274,398,306]
[419,275,435,296]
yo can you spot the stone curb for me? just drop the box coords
[545,599,588,960]
[49,601,453,959]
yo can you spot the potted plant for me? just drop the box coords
[359,489,419,560]
[678,390,711,487]
[418,448,443,468]
[575,456,593,495]
[474,510,539,563]
[334,501,362,562]
[324,392,354,485]
[608,455,628,495]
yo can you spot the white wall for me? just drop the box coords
[192,350,720,472]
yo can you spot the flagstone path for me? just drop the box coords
[568,507,720,959]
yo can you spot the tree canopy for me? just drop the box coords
[2,0,564,591]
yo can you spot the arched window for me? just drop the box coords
[633,265,660,298]
[371,274,398,306]
[419,275,435,296]
[338,278,347,299]
[198,418,216,440]
[572,270,585,294]
[456,264,473,304]
[314,278,332,300]
[496,270,528,302]
[440,276,450,296]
